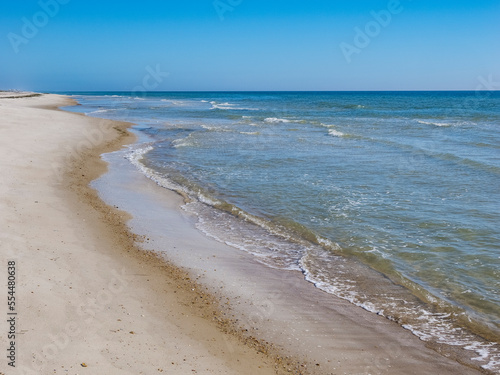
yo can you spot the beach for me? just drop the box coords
[0,93,487,374]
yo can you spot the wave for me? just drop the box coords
[332,103,367,110]
[301,249,500,373]
[172,133,197,148]
[320,123,348,138]
[210,101,233,110]
[86,109,115,115]
[126,145,189,195]
[210,101,258,111]
[348,134,500,175]
[328,129,345,137]
[417,120,453,127]
[125,145,313,269]
[160,99,188,105]
[200,124,232,132]
[434,152,500,175]
[264,117,291,123]
[417,119,473,127]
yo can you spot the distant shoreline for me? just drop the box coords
[0,91,42,99]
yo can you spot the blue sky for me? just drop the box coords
[0,0,499,91]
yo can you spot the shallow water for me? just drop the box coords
[64,91,500,371]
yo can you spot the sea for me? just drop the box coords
[64,91,500,372]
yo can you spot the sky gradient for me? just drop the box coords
[1,0,499,91]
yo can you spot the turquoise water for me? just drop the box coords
[65,91,500,371]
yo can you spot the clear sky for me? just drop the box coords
[1,0,499,91]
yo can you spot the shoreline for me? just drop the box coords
[89,125,488,375]
[0,93,292,374]
[60,101,309,373]
[0,93,487,374]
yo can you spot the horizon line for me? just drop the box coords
[51,89,500,93]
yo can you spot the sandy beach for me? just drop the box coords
[0,94,485,375]
[0,94,283,375]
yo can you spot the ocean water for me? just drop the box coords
[65,91,500,371]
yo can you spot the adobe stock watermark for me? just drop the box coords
[397,73,499,176]
[213,0,243,21]
[7,0,71,54]
[339,0,412,63]
[476,74,500,92]
[220,292,282,357]
[441,74,500,120]
[364,341,403,375]
[461,74,500,112]
[132,64,170,98]
[220,297,277,356]
[50,117,115,182]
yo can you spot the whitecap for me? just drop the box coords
[211,102,258,111]
[160,99,187,105]
[200,124,232,132]
[172,133,196,148]
[264,117,291,123]
[417,120,453,127]
[328,129,344,137]
[211,102,235,110]
[416,119,474,127]
[87,109,114,115]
